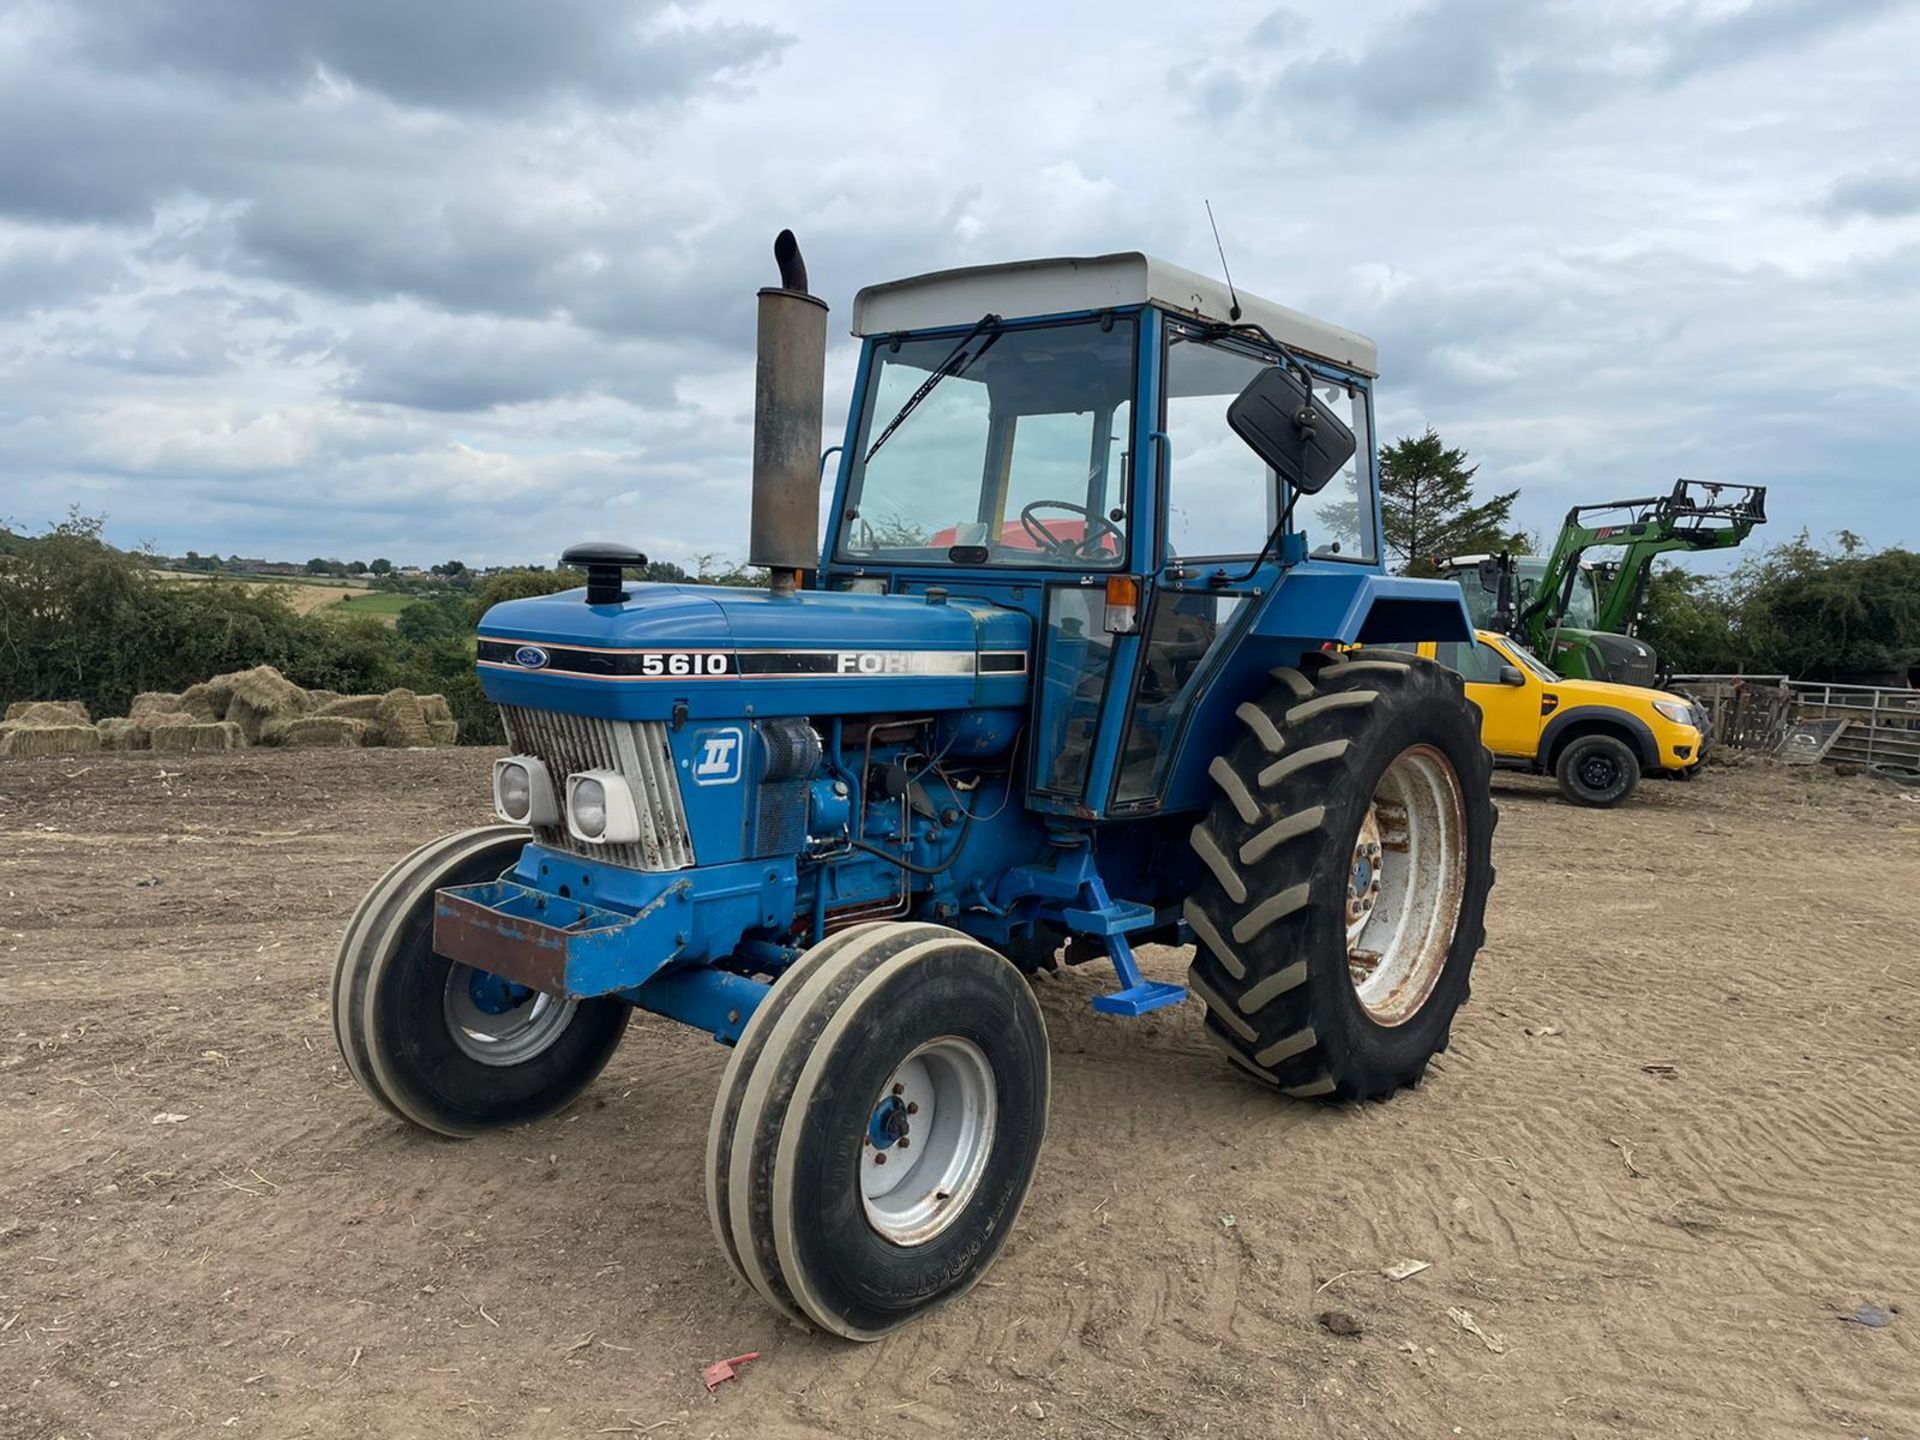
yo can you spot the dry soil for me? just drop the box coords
[2,750,1917,1439]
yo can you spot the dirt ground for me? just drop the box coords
[3,749,1917,1440]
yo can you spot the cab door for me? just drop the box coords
[1437,638,1543,758]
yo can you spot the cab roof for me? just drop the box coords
[850,252,1378,378]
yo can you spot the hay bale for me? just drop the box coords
[316,694,384,721]
[137,711,196,743]
[374,688,433,748]
[198,672,241,715]
[150,720,243,754]
[226,665,309,742]
[194,720,243,751]
[177,682,227,722]
[0,723,102,757]
[97,717,145,751]
[419,694,454,725]
[282,715,368,748]
[427,719,459,746]
[130,691,184,722]
[4,700,91,724]
[302,689,345,712]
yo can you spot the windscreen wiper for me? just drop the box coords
[863,312,1001,464]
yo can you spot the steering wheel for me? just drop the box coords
[1019,500,1124,560]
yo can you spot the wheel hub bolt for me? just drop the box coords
[905,1102,918,1115]
[873,1153,886,1165]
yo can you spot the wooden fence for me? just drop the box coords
[1672,674,1920,773]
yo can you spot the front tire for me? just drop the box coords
[333,827,630,1137]
[1185,655,1494,1101]
[718,923,1049,1339]
[1555,732,1639,807]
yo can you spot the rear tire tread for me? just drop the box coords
[1185,656,1493,1103]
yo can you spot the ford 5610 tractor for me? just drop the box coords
[334,235,1495,1339]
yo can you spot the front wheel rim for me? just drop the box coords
[442,964,578,1067]
[1347,744,1468,1027]
[859,1037,997,1246]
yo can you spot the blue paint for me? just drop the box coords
[622,967,770,1045]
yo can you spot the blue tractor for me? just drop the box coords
[334,235,1492,1340]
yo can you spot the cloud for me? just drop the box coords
[68,0,787,114]
[1188,0,1909,134]
[1823,169,1920,220]
[0,0,1915,570]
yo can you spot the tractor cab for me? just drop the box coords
[817,253,1422,818]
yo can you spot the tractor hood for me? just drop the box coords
[476,583,1031,723]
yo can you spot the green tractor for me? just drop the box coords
[1442,479,1766,685]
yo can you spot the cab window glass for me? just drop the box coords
[1163,329,1377,564]
[1163,334,1275,559]
[1294,380,1374,562]
[1114,592,1245,804]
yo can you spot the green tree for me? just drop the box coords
[369,557,392,575]
[473,567,578,615]
[1379,429,1519,576]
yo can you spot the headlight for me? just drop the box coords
[1652,699,1695,726]
[570,777,607,837]
[566,769,641,845]
[492,756,557,825]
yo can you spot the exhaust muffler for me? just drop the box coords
[750,230,829,585]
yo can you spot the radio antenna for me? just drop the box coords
[1205,199,1242,321]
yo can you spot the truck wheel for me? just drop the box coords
[334,827,629,1138]
[1184,655,1494,1102]
[722,923,1049,1339]
[1555,732,1639,807]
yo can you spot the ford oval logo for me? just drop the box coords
[513,645,550,670]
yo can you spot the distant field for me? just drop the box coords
[328,590,417,617]
[151,569,420,622]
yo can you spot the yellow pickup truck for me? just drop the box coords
[1374,629,1708,806]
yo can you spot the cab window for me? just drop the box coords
[1162,332,1274,559]
[1162,327,1376,564]
[838,317,1136,568]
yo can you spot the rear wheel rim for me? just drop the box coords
[442,965,577,1067]
[1347,744,1468,1026]
[859,1037,996,1246]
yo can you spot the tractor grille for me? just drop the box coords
[499,705,696,872]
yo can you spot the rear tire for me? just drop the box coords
[721,923,1049,1339]
[335,828,629,1137]
[1185,655,1494,1101]
[1555,732,1639,807]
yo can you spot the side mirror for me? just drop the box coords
[1499,665,1526,687]
[1476,559,1503,591]
[1226,366,1357,496]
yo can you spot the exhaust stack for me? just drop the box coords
[750,230,829,583]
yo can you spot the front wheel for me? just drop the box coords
[333,826,630,1137]
[1555,732,1640,807]
[1185,654,1495,1101]
[712,923,1049,1339]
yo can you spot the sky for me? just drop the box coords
[0,0,1916,570]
